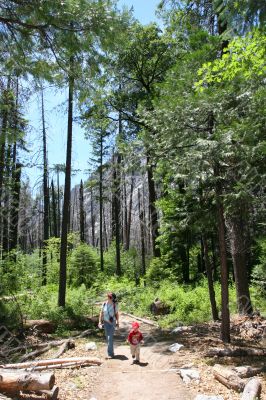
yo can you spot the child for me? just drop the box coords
[127,321,144,363]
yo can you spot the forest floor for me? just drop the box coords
[3,313,266,400]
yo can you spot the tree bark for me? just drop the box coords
[58,56,74,307]
[233,366,265,378]
[90,187,95,247]
[51,179,58,237]
[125,172,134,250]
[57,168,61,236]
[202,234,219,321]
[138,188,146,280]
[0,78,11,205]
[123,173,127,247]
[241,378,262,400]
[213,364,245,392]
[0,371,55,392]
[206,347,265,357]
[9,163,21,251]
[146,154,160,257]
[79,180,85,242]
[226,210,253,315]
[215,164,230,343]
[113,152,121,276]
[41,88,50,286]
[99,133,104,271]
[2,356,101,369]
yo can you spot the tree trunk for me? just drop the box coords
[0,371,55,392]
[90,187,95,247]
[9,163,21,251]
[58,57,74,307]
[179,244,189,283]
[125,172,134,250]
[202,234,219,321]
[41,88,49,286]
[79,180,85,242]
[146,154,160,257]
[226,210,253,315]
[57,169,61,236]
[103,205,108,250]
[99,133,104,272]
[9,79,20,252]
[206,347,265,357]
[211,234,218,281]
[0,78,11,205]
[123,173,128,247]
[233,366,265,378]
[113,152,121,276]
[51,179,58,237]
[213,364,245,392]
[216,184,230,343]
[3,357,101,370]
[241,378,262,400]
[138,188,146,280]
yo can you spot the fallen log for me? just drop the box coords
[1,356,101,370]
[24,361,99,371]
[213,364,245,392]
[150,299,170,315]
[0,370,55,392]
[241,378,262,400]
[74,328,94,339]
[20,339,75,362]
[24,320,56,334]
[121,312,159,327]
[52,340,75,358]
[20,344,53,362]
[6,340,65,357]
[206,347,265,357]
[233,365,266,378]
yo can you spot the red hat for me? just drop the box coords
[132,321,140,329]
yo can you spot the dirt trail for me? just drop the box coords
[89,315,195,400]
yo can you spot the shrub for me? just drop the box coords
[69,243,99,288]
[146,256,174,285]
[252,239,266,295]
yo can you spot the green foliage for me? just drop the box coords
[103,242,142,281]
[196,30,266,89]
[252,239,266,295]
[146,257,174,285]
[3,284,96,332]
[69,243,99,288]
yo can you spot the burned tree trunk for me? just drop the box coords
[146,154,160,258]
[202,234,219,321]
[79,180,85,242]
[51,179,58,238]
[58,56,74,307]
[138,188,146,279]
[125,172,134,251]
[90,187,95,247]
[41,88,50,286]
